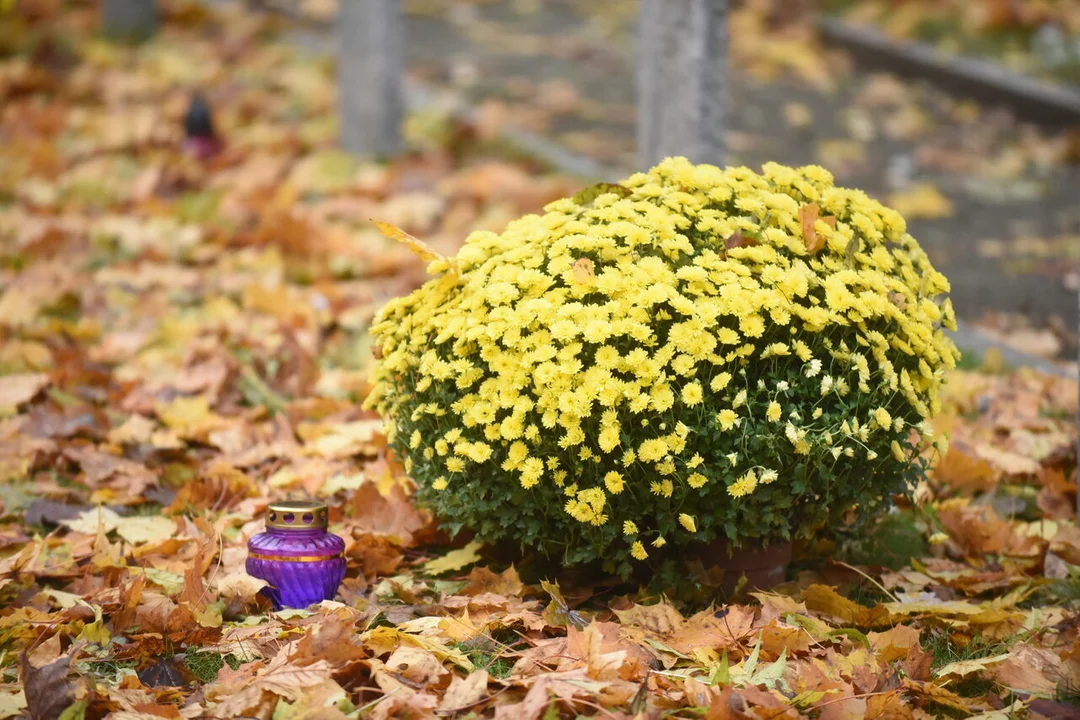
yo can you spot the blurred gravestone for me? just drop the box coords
[637,0,727,168]
[101,0,158,42]
[338,0,404,157]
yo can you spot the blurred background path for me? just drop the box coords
[278,0,1080,364]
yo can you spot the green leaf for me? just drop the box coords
[710,648,731,686]
[540,579,587,630]
[742,636,761,677]
[749,648,786,689]
[571,182,631,207]
[57,700,87,720]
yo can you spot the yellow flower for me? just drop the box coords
[623,520,639,535]
[681,381,704,407]
[604,471,625,494]
[631,541,648,560]
[891,440,906,462]
[766,401,782,422]
[652,535,667,548]
[679,514,697,532]
[760,469,778,484]
[520,457,543,488]
[727,470,758,498]
[638,438,669,463]
[716,409,737,431]
[432,477,449,491]
[710,372,732,392]
[649,479,674,497]
[687,472,708,488]
[873,407,892,430]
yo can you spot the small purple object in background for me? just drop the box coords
[246,500,346,610]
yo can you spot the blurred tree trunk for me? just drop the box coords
[338,0,404,158]
[637,0,727,168]
[101,0,158,42]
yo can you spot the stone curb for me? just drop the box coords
[949,322,1074,379]
[817,17,1080,128]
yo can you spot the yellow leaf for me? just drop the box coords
[139,567,186,595]
[61,507,122,535]
[934,653,1009,678]
[361,626,474,671]
[372,220,458,276]
[0,373,49,416]
[114,516,176,545]
[887,183,954,220]
[157,395,226,437]
[422,540,484,576]
[0,690,26,720]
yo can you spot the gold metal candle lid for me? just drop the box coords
[266,500,328,530]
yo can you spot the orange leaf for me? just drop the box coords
[572,257,595,284]
[800,203,826,255]
[372,220,458,275]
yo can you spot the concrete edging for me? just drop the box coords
[817,17,1080,128]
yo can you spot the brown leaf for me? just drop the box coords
[20,650,76,720]
[724,230,759,252]
[385,646,447,687]
[990,644,1063,696]
[437,669,489,712]
[868,624,921,663]
[462,565,523,597]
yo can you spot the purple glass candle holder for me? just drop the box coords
[246,500,346,610]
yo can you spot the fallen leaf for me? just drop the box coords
[571,257,595,284]
[372,220,458,275]
[384,646,447,686]
[799,203,826,254]
[114,515,176,545]
[0,373,49,414]
[20,650,75,720]
[422,540,484,576]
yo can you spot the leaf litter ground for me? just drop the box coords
[1,3,1079,719]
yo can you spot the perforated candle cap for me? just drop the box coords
[266,500,329,530]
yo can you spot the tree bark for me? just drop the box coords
[101,0,158,42]
[337,0,404,158]
[637,0,728,169]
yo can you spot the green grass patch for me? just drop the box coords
[184,651,243,684]
[451,630,525,680]
[840,510,928,571]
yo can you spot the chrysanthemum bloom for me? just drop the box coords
[368,158,958,577]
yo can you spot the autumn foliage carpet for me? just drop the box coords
[1,3,1080,719]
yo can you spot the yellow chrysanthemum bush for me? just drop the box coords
[366,158,959,578]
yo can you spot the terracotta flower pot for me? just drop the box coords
[706,538,793,593]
